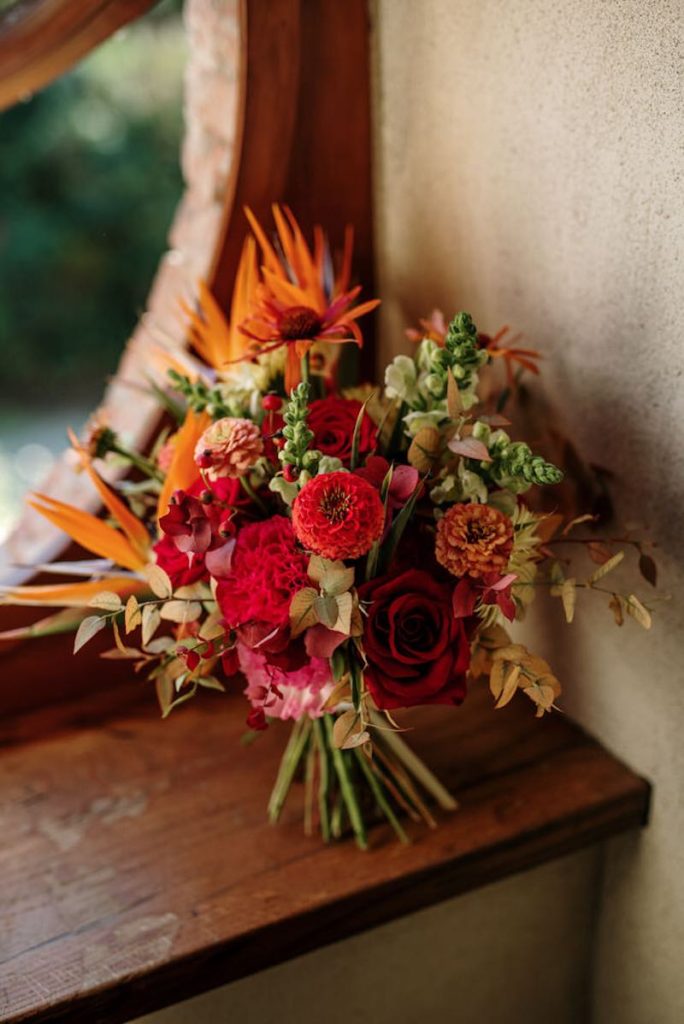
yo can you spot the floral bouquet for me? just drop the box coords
[1,207,655,849]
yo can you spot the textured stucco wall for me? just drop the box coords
[372,1,684,1021]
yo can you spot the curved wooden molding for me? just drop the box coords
[0,0,159,111]
[0,0,375,712]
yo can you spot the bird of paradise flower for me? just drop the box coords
[240,205,380,391]
[180,206,379,393]
[0,410,208,616]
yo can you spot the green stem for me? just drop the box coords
[353,748,410,844]
[313,718,331,842]
[370,710,457,811]
[324,715,368,850]
[239,475,268,515]
[267,719,312,823]
[331,793,344,839]
[304,735,316,836]
[300,352,310,385]
[112,442,164,482]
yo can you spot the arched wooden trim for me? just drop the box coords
[0,0,159,111]
[0,0,375,712]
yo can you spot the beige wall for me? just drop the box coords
[135,851,599,1024]
[373,1,684,1021]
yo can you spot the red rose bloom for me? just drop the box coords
[307,397,377,465]
[292,471,384,560]
[358,569,471,710]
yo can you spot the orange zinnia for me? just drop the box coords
[238,205,380,392]
[435,503,514,579]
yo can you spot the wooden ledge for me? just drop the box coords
[0,684,649,1024]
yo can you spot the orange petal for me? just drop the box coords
[281,206,325,308]
[157,408,210,522]
[28,495,146,572]
[228,236,260,362]
[183,282,235,370]
[261,268,312,309]
[68,430,150,562]
[244,206,281,276]
[0,576,145,608]
[284,345,302,393]
[343,297,381,321]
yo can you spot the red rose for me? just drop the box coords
[358,569,471,710]
[292,471,384,560]
[307,397,377,465]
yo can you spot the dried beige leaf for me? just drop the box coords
[322,677,352,710]
[198,610,223,641]
[74,615,106,654]
[625,594,652,630]
[588,550,625,584]
[141,604,161,647]
[561,578,576,624]
[174,582,211,600]
[408,427,441,473]
[608,593,625,626]
[289,587,319,637]
[561,513,596,536]
[492,643,528,663]
[314,594,339,629]
[495,665,521,708]
[308,556,354,596]
[159,600,203,624]
[332,591,353,635]
[88,591,123,612]
[333,709,363,749]
[144,563,173,600]
[489,658,505,701]
[446,368,463,419]
[125,595,142,634]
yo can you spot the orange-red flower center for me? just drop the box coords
[279,305,322,341]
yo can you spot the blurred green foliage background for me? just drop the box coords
[0,0,185,405]
[0,0,185,541]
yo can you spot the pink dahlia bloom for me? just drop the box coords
[238,643,333,721]
[194,417,264,480]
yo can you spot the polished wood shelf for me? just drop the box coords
[0,682,649,1024]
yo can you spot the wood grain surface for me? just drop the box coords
[0,683,649,1024]
[0,1,158,113]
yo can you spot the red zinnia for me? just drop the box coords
[292,471,384,561]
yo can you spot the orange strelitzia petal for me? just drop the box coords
[68,430,150,563]
[228,235,260,362]
[0,576,145,608]
[157,408,210,522]
[244,206,281,276]
[27,494,146,572]
[180,282,233,370]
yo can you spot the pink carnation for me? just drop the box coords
[238,644,333,721]
[194,417,263,480]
